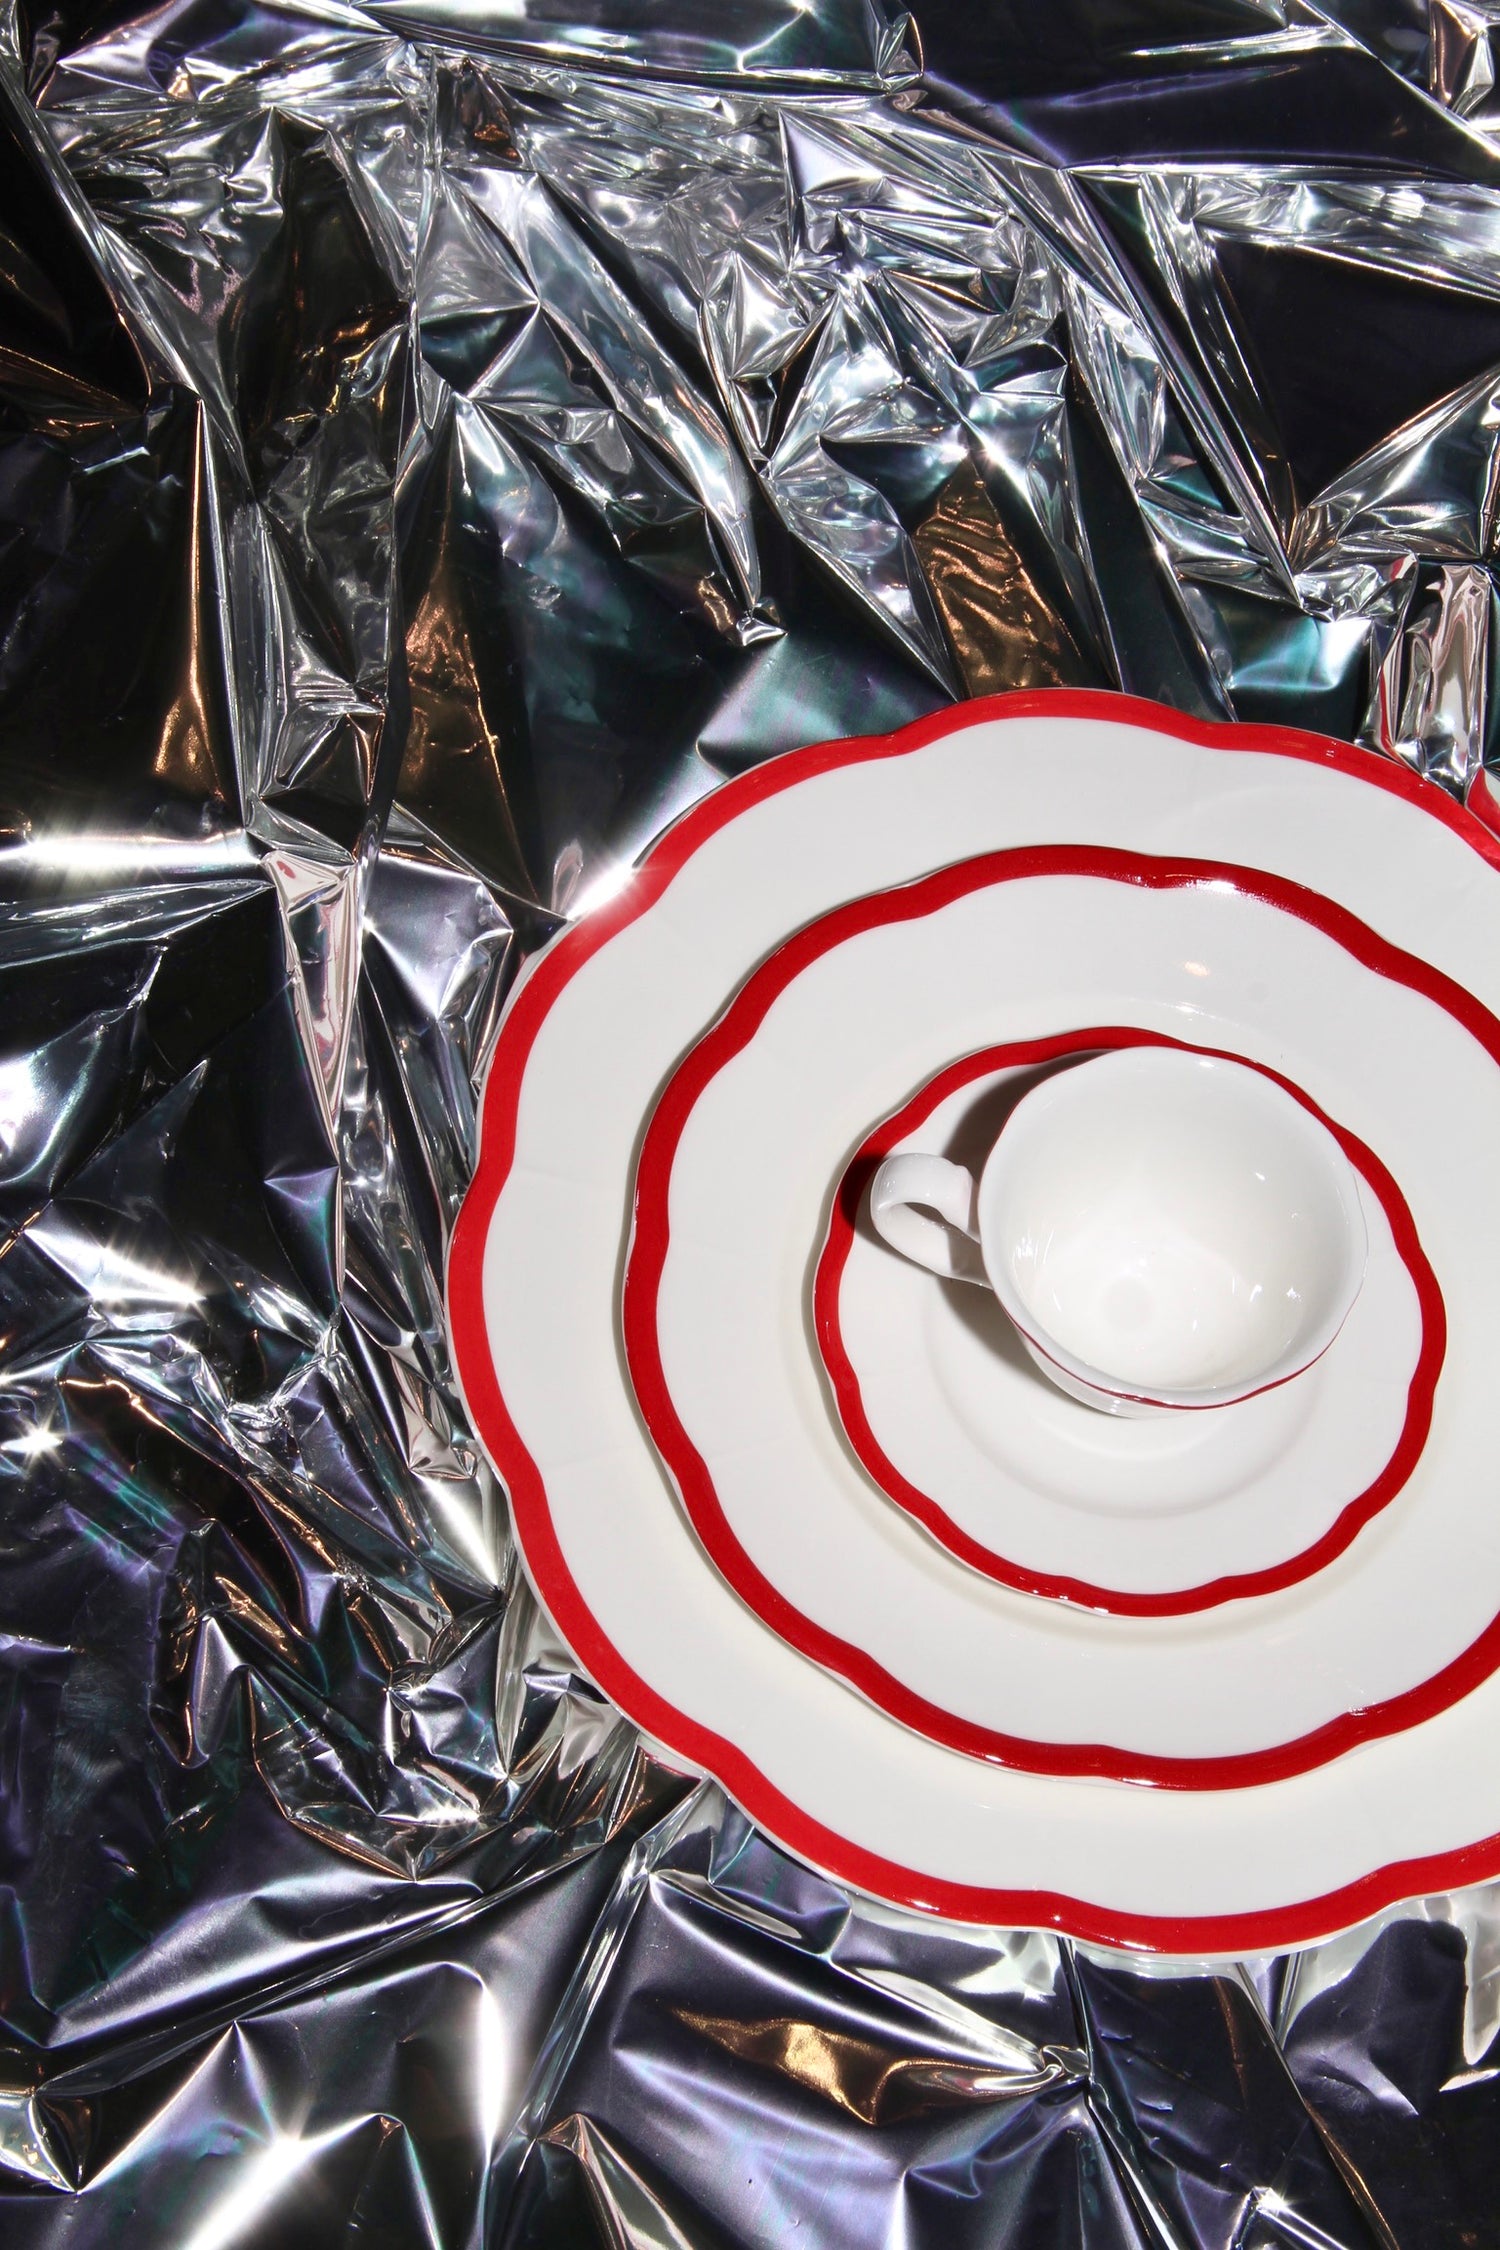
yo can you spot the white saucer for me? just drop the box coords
[818,1042,1434,1614]
[450,691,1500,1952]
[627,853,1483,1781]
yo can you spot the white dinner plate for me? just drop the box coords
[449,691,1500,1952]
[624,858,1479,1779]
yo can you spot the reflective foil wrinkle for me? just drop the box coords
[0,0,1496,2241]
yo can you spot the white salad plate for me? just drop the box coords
[624,854,1479,1778]
[449,692,1500,1952]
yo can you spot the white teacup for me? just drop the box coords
[869,1048,1369,1417]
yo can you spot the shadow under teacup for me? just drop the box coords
[869,1047,1369,1417]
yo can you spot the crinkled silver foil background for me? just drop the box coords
[1,0,1500,2239]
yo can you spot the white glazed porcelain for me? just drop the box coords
[870,1047,1369,1415]
[820,1055,1428,1610]
[632,861,1477,1774]
[448,692,1500,1953]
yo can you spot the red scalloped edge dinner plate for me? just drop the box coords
[448,688,1500,1951]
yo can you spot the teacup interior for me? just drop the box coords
[980,1049,1366,1399]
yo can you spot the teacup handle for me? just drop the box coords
[868,1154,987,1285]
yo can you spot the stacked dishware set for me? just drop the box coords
[451,689,1500,1952]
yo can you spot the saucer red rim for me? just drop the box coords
[448,687,1500,1951]
[813,1026,1444,1618]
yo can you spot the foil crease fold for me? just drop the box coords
[1,0,1499,2239]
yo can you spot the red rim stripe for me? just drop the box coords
[447,688,1500,1950]
[813,1027,1442,1617]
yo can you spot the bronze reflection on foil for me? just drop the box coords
[401,496,533,901]
[913,461,1091,696]
[675,2010,1060,2126]
[151,404,236,805]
